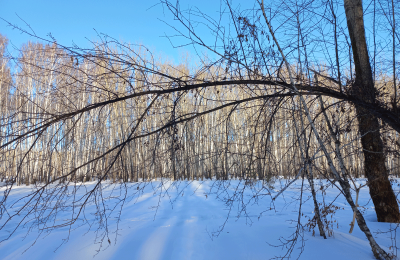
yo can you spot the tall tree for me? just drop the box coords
[344,0,400,223]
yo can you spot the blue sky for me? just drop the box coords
[3,0,391,75]
[0,0,227,63]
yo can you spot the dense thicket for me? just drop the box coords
[1,37,398,187]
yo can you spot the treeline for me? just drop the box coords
[0,35,399,185]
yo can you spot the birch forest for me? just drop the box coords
[0,36,398,186]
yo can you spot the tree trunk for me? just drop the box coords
[344,0,400,223]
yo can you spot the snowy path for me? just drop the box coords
[0,179,398,259]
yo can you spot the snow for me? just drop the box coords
[0,178,399,259]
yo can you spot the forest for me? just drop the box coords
[0,0,400,259]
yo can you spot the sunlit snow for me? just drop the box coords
[0,178,398,260]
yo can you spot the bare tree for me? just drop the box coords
[343,0,400,223]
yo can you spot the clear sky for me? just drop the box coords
[0,0,228,63]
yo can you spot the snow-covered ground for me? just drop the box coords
[0,178,399,259]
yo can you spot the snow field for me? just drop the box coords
[0,178,398,259]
